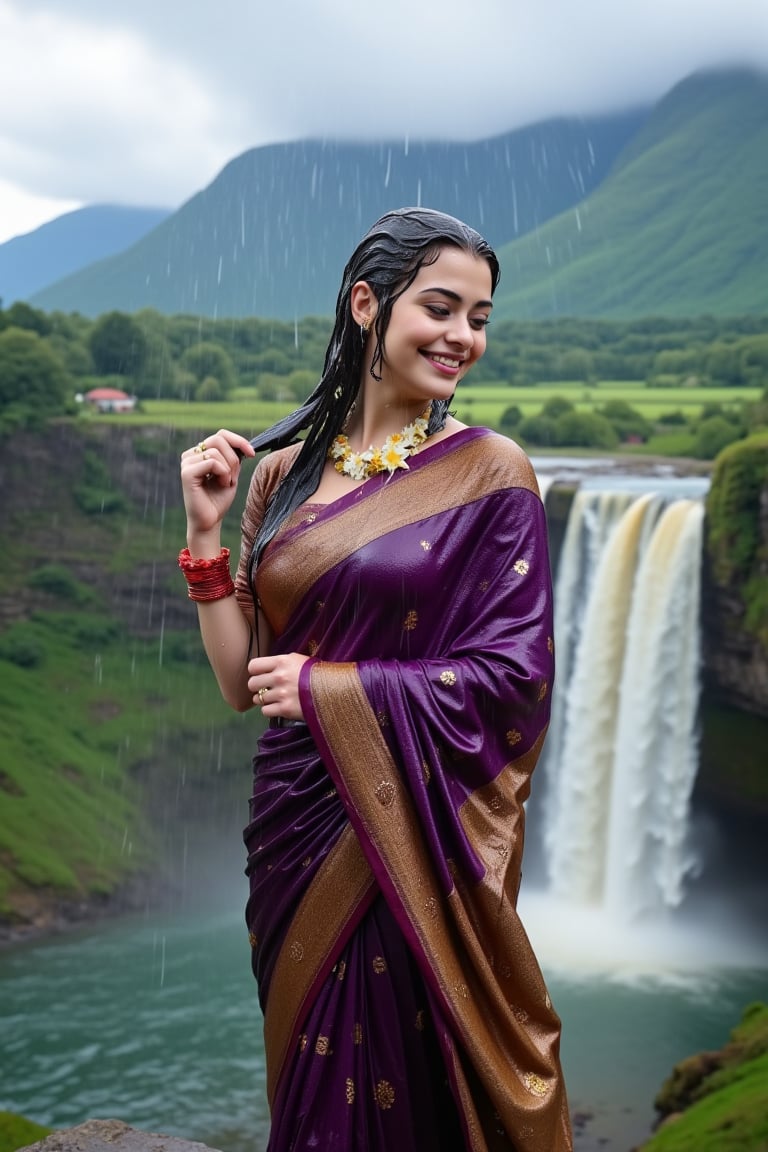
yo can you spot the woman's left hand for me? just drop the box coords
[247,652,309,720]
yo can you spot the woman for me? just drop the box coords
[179,208,572,1151]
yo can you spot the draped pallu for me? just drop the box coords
[237,427,572,1152]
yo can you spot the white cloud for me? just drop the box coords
[1,0,767,243]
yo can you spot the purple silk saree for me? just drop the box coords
[236,427,572,1152]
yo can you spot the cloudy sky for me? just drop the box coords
[1,0,767,244]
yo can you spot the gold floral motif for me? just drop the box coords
[512,1005,529,1023]
[424,896,438,919]
[304,512,318,523]
[301,856,312,868]
[375,1080,396,1110]
[422,760,431,785]
[307,640,319,656]
[420,540,431,551]
[415,1010,426,1031]
[315,600,324,612]
[336,960,347,981]
[353,1022,363,1045]
[488,793,502,811]
[439,669,457,686]
[403,609,419,631]
[376,709,389,727]
[298,1034,308,1052]
[493,841,509,863]
[325,788,337,798]
[478,579,489,591]
[345,1078,355,1104]
[375,780,396,807]
[289,941,304,962]
[524,1072,548,1098]
[506,729,522,747]
[513,558,530,576]
[453,981,469,1000]
[372,955,388,974]
[547,635,554,654]
[538,680,549,702]
[248,931,258,948]
[315,1035,331,1056]
[499,962,512,979]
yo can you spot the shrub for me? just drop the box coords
[553,410,619,450]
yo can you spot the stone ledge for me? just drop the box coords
[18,1119,221,1152]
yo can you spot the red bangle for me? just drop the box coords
[178,547,235,602]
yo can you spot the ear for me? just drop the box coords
[350,281,378,326]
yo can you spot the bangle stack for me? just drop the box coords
[178,547,235,602]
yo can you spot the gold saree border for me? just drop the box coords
[309,662,571,1152]
[263,822,375,1109]
[258,432,539,635]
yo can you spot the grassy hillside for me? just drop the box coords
[637,1002,768,1151]
[0,423,256,930]
[29,113,644,320]
[492,68,768,320]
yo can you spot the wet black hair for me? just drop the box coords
[246,207,500,575]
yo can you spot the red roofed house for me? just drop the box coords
[83,387,137,413]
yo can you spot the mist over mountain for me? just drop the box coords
[17,67,768,321]
[491,68,768,319]
[27,113,645,320]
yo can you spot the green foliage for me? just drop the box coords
[0,625,47,669]
[28,564,94,604]
[179,340,236,397]
[596,398,652,441]
[553,409,619,449]
[692,416,743,459]
[3,301,52,336]
[89,311,148,377]
[499,404,523,431]
[74,450,129,516]
[0,1112,52,1152]
[0,327,71,428]
[706,433,768,644]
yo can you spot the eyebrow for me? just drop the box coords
[416,287,493,309]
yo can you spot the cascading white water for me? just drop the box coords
[542,489,637,866]
[543,488,706,921]
[604,500,705,919]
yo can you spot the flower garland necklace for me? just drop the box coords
[328,405,432,481]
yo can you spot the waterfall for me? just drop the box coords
[542,487,706,922]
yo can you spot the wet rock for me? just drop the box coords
[17,1119,222,1152]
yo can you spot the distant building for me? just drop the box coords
[81,387,137,413]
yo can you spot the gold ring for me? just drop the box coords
[257,687,267,703]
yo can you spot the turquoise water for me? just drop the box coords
[1,896,765,1152]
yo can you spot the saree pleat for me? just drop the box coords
[239,428,573,1151]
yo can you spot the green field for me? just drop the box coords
[109,381,761,438]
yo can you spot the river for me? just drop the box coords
[1,875,766,1152]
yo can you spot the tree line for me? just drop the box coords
[1,299,767,448]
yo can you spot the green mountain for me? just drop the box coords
[492,68,768,320]
[29,113,644,320]
[0,205,171,306]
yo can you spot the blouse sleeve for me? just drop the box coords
[234,445,301,628]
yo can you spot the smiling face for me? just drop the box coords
[369,245,494,407]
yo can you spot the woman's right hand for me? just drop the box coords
[180,430,256,538]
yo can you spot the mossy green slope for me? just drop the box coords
[493,69,768,319]
[0,1113,51,1152]
[637,1003,768,1152]
[0,424,250,925]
